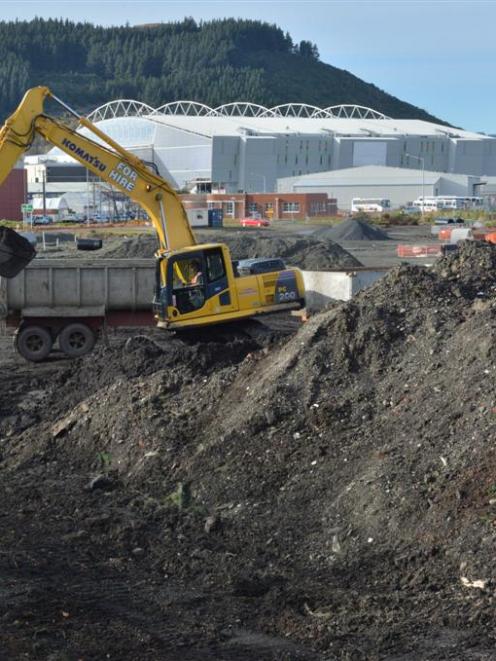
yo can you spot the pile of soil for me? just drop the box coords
[315,218,390,241]
[105,229,362,270]
[3,242,496,658]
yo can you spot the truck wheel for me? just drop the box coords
[16,325,53,362]
[58,323,96,358]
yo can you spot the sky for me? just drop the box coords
[2,0,495,133]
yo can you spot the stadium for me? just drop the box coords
[26,101,496,191]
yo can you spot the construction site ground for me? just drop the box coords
[34,221,441,268]
[3,227,496,659]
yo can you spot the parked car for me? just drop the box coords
[60,214,85,224]
[240,217,270,228]
[433,216,465,225]
[32,215,53,225]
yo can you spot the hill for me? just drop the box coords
[0,17,445,123]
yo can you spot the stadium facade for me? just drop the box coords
[26,101,496,198]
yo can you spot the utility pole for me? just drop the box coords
[42,169,47,218]
[86,167,90,223]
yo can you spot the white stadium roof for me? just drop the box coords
[85,100,486,141]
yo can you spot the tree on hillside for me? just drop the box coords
[0,17,443,124]
[298,40,320,60]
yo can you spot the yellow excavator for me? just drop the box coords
[0,87,305,330]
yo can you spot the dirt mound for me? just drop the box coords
[105,230,361,270]
[3,242,496,658]
[315,218,390,241]
[104,233,159,258]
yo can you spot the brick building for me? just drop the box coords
[0,167,26,221]
[180,192,337,221]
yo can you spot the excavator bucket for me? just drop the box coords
[0,227,36,278]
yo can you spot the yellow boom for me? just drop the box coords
[0,86,195,253]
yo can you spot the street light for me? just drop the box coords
[405,153,425,222]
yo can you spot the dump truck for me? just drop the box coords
[0,258,156,360]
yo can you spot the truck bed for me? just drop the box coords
[0,258,156,317]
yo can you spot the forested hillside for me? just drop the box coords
[0,17,443,123]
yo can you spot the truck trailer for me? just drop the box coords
[0,258,156,361]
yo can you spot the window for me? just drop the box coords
[206,250,225,282]
[310,201,326,214]
[282,202,300,212]
[171,257,206,313]
[172,258,203,288]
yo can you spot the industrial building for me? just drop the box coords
[277,165,493,210]
[24,101,496,202]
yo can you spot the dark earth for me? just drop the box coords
[313,219,390,242]
[102,229,362,271]
[2,242,496,659]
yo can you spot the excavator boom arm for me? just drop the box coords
[0,86,196,253]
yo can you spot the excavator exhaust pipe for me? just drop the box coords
[0,227,36,278]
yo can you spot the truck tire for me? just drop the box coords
[16,325,53,362]
[58,323,96,358]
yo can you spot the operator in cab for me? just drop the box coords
[189,260,203,286]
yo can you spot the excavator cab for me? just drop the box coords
[0,227,36,278]
[153,242,305,329]
[153,244,238,327]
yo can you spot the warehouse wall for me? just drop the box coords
[278,171,483,210]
